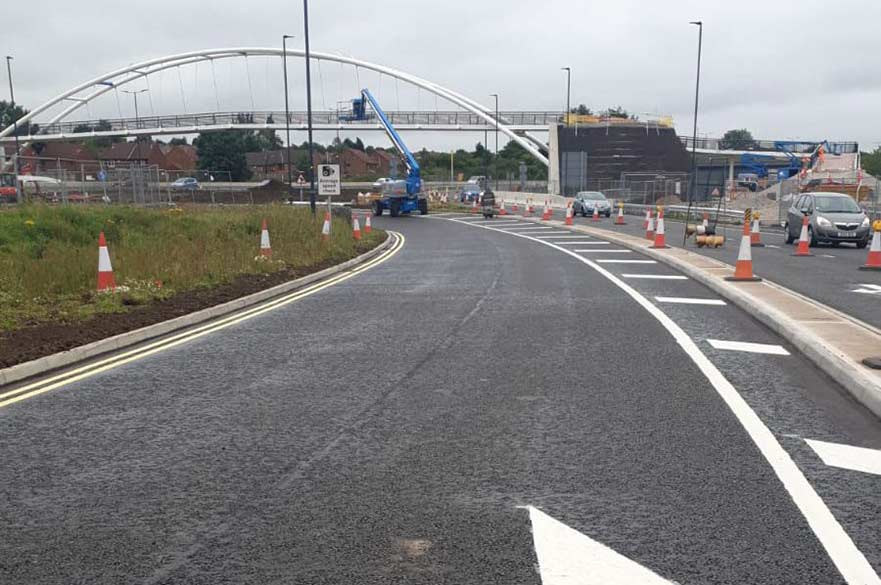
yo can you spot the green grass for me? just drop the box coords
[0,204,385,331]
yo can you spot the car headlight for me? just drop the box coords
[816,216,832,227]
[862,217,871,228]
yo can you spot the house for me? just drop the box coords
[18,142,98,175]
[98,141,198,172]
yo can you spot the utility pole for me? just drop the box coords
[685,21,703,244]
[490,93,499,190]
[282,34,295,203]
[303,0,317,214]
[561,66,571,197]
[5,56,21,204]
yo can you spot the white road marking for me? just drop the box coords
[655,297,726,306]
[449,216,880,584]
[503,226,556,231]
[806,439,881,476]
[707,339,790,355]
[537,235,594,240]
[523,506,674,584]
[471,220,526,226]
[853,284,881,295]
[558,241,608,245]
[575,249,632,253]
[596,259,657,264]
[622,274,687,280]
[820,254,837,258]
[766,244,781,249]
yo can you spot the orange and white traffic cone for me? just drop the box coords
[499,200,507,215]
[542,200,552,221]
[726,218,762,281]
[592,206,600,222]
[750,213,764,247]
[792,214,813,257]
[260,218,272,258]
[96,231,116,292]
[321,211,331,241]
[859,220,881,271]
[651,207,669,248]
[615,203,626,225]
[512,201,519,214]
[526,200,534,217]
[702,213,709,234]
[643,209,651,229]
[471,198,479,213]
[364,214,372,234]
[645,211,655,241]
[352,216,362,240]
[565,204,574,226]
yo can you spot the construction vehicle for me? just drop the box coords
[0,172,17,203]
[347,89,427,217]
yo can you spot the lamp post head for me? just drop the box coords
[283,34,294,39]
[689,21,702,26]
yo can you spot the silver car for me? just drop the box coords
[573,191,612,217]
[785,192,871,248]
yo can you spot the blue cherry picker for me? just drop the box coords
[346,89,427,217]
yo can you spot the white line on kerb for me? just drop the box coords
[655,297,726,306]
[622,274,688,280]
[596,259,657,264]
[447,216,880,584]
[707,339,790,355]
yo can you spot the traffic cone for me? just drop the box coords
[364,213,372,234]
[645,211,655,241]
[726,218,762,281]
[750,213,764,247]
[96,231,116,292]
[702,213,709,234]
[526,200,533,216]
[564,204,574,226]
[471,198,479,214]
[542,200,552,221]
[615,203,626,225]
[352,216,362,240]
[260,218,272,258]
[499,200,507,215]
[512,202,519,213]
[592,206,600,222]
[651,207,669,248]
[792,214,813,257]
[643,209,651,229]
[321,211,331,241]
[859,221,881,271]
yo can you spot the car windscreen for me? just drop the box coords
[578,193,606,200]
[814,196,860,213]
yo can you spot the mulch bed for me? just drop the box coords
[0,243,378,370]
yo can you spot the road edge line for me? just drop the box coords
[0,233,395,388]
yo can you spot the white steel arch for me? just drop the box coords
[1,47,549,165]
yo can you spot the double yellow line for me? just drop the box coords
[0,232,404,410]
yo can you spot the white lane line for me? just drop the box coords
[766,244,781,249]
[622,274,687,280]
[558,241,607,246]
[655,297,726,306]
[853,284,881,295]
[523,506,674,584]
[471,220,526,226]
[596,259,657,264]
[503,226,556,231]
[448,216,879,584]
[820,254,837,259]
[536,235,594,239]
[575,249,632,253]
[806,439,881,476]
[707,339,790,355]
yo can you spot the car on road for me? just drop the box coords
[573,191,611,217]
[785,192,871,248]
[171,177,200,191]
[459,185,482,203]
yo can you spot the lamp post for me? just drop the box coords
[282,34,294,202]
[122,88,149,164]
[490,93,499,189]
[303,0,316,213]
[561,66,571,196]
[685,20,703,243]
[5,56,21,204]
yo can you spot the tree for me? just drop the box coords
[194,131,252,181]
[604,106,630,119]
[0,100,38,135]
[169,137,188,146]
[720,129,756,150]
[862,147,881,178]
[570,104,593,115]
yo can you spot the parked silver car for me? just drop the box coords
[573,191,611,217]
[785,192,871,248]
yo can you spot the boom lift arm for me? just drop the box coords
[359,88,421,196]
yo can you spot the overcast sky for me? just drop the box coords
[4,0,881,151]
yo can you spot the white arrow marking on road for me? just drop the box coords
[523,506,674,584]
[853,284,881,295]
[807,439,881,476]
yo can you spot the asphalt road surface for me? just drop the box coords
[2,214,880,584]
[555,208,881,329]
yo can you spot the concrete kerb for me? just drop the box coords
[520,216,881,419]
[0,233,395,388]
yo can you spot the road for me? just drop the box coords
[2,214,880,584]
[552,208,881,329]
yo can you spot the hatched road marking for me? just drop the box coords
[622,274,687,280]
[706,339,790,355]
[576,249,632,254]
[655,297,726,306]
[806,439,881,476]
[596,259,657,264]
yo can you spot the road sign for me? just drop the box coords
[297,173,306,186]
[97,170,107,182]
[317,164,340,196]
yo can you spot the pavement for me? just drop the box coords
[2,214,881,584]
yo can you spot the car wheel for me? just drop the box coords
[605,211,611,218]
[372,201,383,217]
[389,199,401,217]
[784,223,795,244]
[808,226,817,247]
[418,199,429,216]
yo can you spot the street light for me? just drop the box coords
[5,56,21,204]
[686,20,703,243]
[122,88,149,164]
[282,34,295,203]
[561,66,571,196]
[303,0,317,214]
[490,93,499,189]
